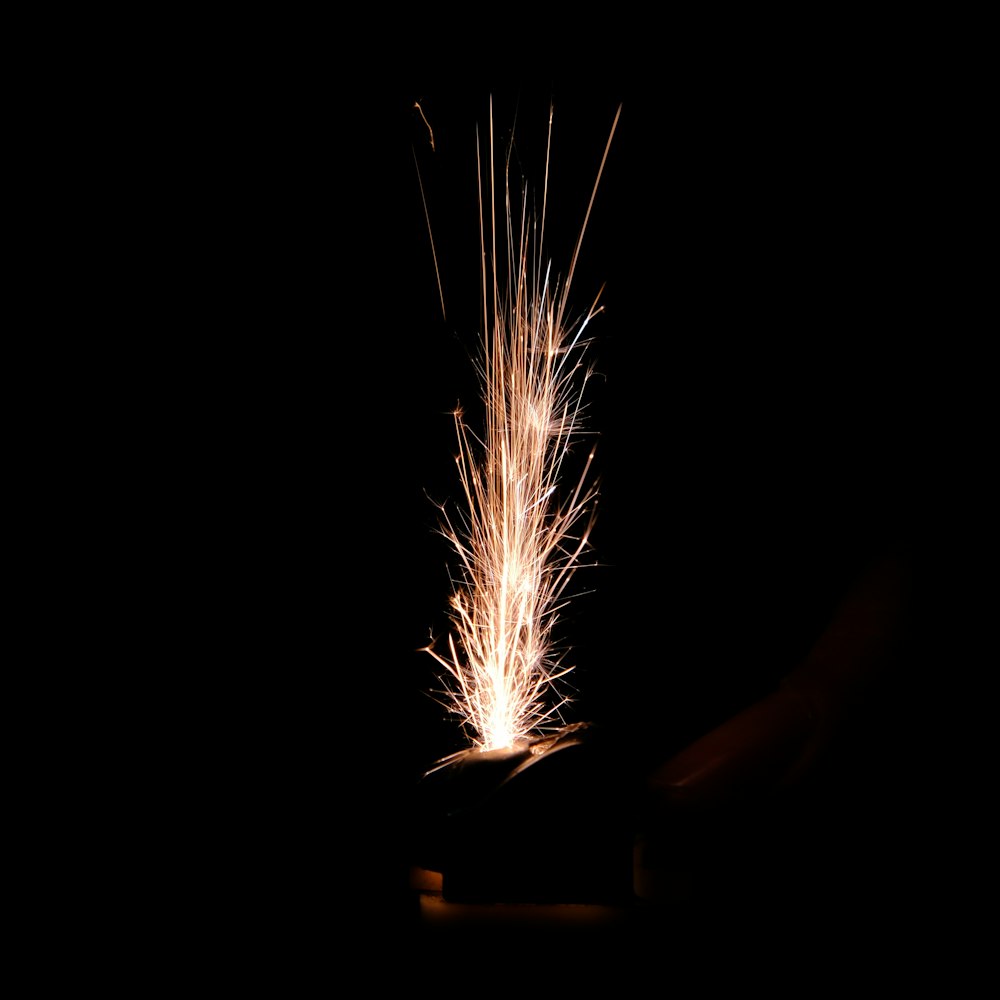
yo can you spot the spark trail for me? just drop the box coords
[424,100,621,754]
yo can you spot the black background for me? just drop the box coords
[144,55,971,970]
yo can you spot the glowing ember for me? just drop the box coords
[424,100,621,753]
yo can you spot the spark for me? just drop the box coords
[413,147,447,322]
[414,101,436,152]
[425,99,621,753]
[413,101,446,319]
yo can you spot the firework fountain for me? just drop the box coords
[422,100,619,755]
[411,100,631,917]
[403,82,919,946]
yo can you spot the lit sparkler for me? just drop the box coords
[423,100,621,754]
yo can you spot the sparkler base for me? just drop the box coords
[410,723,633,907]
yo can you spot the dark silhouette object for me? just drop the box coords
[635,549,913,917]
[409,547,916,933]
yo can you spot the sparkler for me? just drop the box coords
[423,100,621,754]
